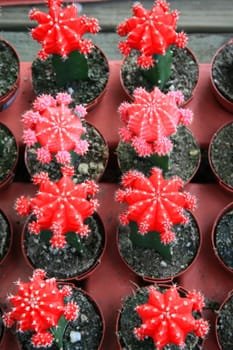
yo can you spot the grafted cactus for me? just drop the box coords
[134,285,209,349]
[22,92,88,165]
[117,0,187,88]
[115,167,196,258]
[30,0,100,85]
[3,269,79,349]
[15,166,99,248]
[119,87,192,158]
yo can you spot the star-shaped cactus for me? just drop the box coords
[22,92,89,164]
[15,166,99,248]
[118,87,193,157]
[134,285,209,349]
[3,269,79,348]
[117,0,187,69]
[29,0,100,60]
[115,167,196,244]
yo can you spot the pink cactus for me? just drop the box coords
[15,166,99,248]
[134,285,209,349]
[3,269,79,348]
[29,0,100,60]
[115,167,196,244]
[117,0,187,68]
[22,92,89,164]
[118,87,193,157]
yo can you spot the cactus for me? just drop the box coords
[22,92,88,165]
[3,269,79,349]
[29,0,100,86]
[15,166,99,249]
[118,87,193,173]
[117,0,187,88]
[134,285,209,349]
[115,167,196,258]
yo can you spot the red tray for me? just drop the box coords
[0,61,233,350]
[0,0,107,5]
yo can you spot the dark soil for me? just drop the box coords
[0,210,11,263]
[23,213,105,280]
[0,123,18,184]
[117,285,203,350]
[17,287,103,350]
[25,122,109,183]
[216,293,233,350]
[209,122,233,190]
[117,126,200,182]
[31,46,109,108]
[118,212,200,281]
[0,40,19,98]
[214,208,233,271]
[212,41,233,102]
[121,46,199,103]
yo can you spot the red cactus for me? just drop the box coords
[29,0,100,60]
[22,92,89,164]
[3,269,79,348]
[118,87,193,156]
[15,166,99,248]
[117,0,187,68]
[115,167,196,244]
[134,285,209,349]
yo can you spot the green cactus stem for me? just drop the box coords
[129,221,172,260]
[51,315,69,349]
[142,48,172,89]
[52,50,89,87]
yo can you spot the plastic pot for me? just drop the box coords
[120,46,200,106]
[0,38,20,112]
[116,211,202,284]
[31,45,110,112]
[0,208,13,265]
[210,39,233,113]
[215,289,233,350]
[211,202,233,275]
[208,121,233,193]
[21,212,106,282]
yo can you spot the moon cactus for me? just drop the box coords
[22,92,88,165]
[115,167,196,245]
[29,0,100,84]
[117,0,188,88]
[134,285,209,349]
[15,166,99,248]
[3,269,79,348]
[118,87,193,157]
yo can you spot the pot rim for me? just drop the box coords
[116,210,202,283]
[210,39,233,113]
[0,38,20,111]
[211,201,233,275]
[119,45,200,107]
[21,211,107,282]
[0,122,19,191]
[208,120,233,193]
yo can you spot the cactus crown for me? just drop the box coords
[29,0,100,60]
[15,166,99,248]
[117,0,187,69]
[118,87,193,157]
[134,285,209,349]
[115,167,196,244]
[3,269,79,348]
[22,92,89,165]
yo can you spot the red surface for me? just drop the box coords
[0,62,233,350]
